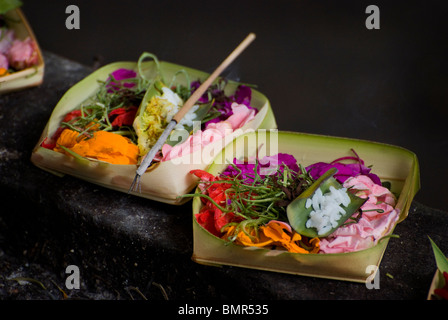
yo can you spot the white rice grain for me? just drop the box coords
[305,186,351,236]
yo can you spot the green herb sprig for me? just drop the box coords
[184,161,315,242]
[61,73,148,143]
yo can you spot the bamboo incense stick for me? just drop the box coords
[129,32,256,193]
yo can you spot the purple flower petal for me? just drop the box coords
[191,81,210,103]
[222,153,300,183]
[193,81,257,128]
[233,85,252,107]
[305,151,382,185]
[111,68,137,81]
[106,68,137,92]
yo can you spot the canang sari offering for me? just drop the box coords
[31,53,276,204]
[191,131,420,282]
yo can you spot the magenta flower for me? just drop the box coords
[305,150,382,185]
[190,80,257,128]
[222,153,300,183]
[259,153,300,176]
[106,68,137,91]
[111,68,136,81]
[190,80,210,104]
[233,85,252,107]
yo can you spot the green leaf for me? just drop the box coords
[429,236,448,274]
[58,145,87,162]
[137,52,163,84]
[286,168,367,238]
[0,0,22,14]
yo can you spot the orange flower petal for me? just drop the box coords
[53,129,83,152]
[221,220,321,254]
[54,129,138,165]
[261,221,292,244]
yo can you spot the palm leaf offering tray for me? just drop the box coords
[190,131,420,282]
[31,52,277,204]
[0,3,44,93]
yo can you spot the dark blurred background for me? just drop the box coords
[20,0,448,211]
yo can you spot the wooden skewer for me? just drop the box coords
[172,32,256,123]
[129,32,256,193]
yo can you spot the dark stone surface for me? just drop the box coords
[1,52,447,300]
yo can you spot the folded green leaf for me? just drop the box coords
[0,0,22,14]
[429,236,448,274]
[287,168,367,238]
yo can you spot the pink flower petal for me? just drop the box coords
[318,175,399,253]
[161,104,255,161]
[225,103,256,129]
[7,37,38,70]
[0,53,8,69]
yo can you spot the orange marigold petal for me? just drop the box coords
[261,222,292,244]
[221,221,321,254]
[53,129,138,165]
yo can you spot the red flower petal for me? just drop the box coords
[190,169,217,182]
[195,209,221,237]
[109,106,137,127]
[41,127,65,150]
[62,110,82,123]
[434,272,448,300]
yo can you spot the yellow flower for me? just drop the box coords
[135,94,180,156]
